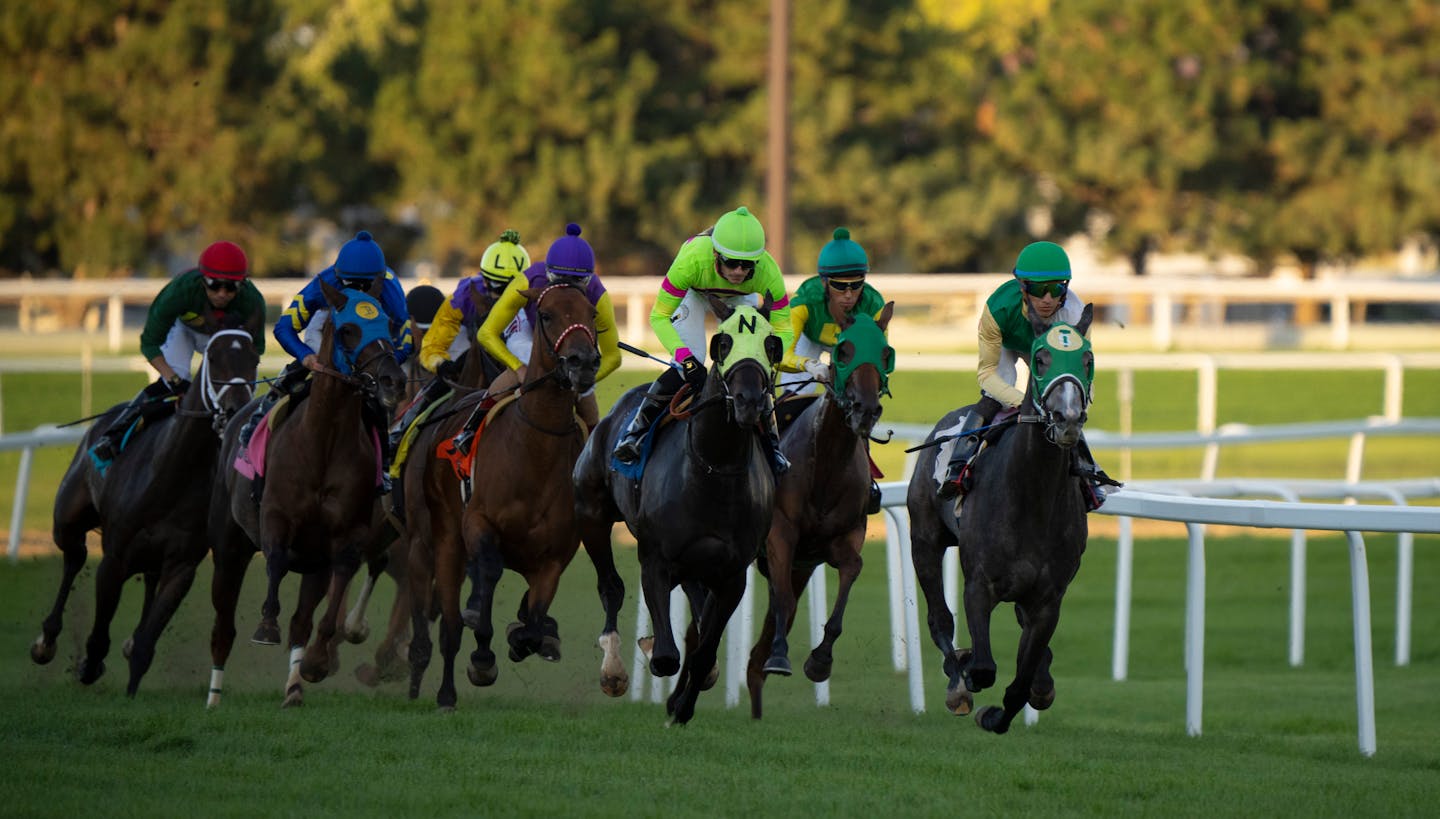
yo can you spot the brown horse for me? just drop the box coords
[32,327,259,695]
[747,305,894,718]
[349,280,504,687]
[405,282,600,710]
[206,281,405,707]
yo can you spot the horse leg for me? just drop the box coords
[405,531,437,701]
[32,512,93,666]
[282,570,327,708]
[433,531,472,710]
[762,531,798,677]
[208,535,256,708]
[511,568,562,663]
[911,524,968,714]
[976,600,1061,735]
[579,517,628,697]
[358,552,411,686]
[302,543,362,683]
[125,561,198,696]
[806,531,865,683]
[668,573,744,725]
[960,576,999,695]
[639,553,679,677]
[124,569,159,661]
[680,581,718,690]
[252,548,288,646]
[78,552,126,685]
[342,564,380,645]
[746,592,780,719]
[463,531,504,689]
[1011,604,1057,710]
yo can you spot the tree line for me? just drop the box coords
[2,0,1436,281]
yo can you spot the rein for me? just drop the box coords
[525,283,599,393]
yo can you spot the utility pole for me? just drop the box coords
[766,0,791,274]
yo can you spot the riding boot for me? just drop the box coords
[240,362,305,449]
[388,377,443,456]
[867,481,883,515]
[90,394,146,464]
[613,390,670,465]
[1073,433,1122,512]
[936,409,986,501]
[761,412,791,476]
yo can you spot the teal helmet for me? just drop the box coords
[817,227,868,277]
[711,206,766,261]
[1013,241,1071,282]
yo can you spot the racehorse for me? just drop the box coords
[905,304,1095,733]
[349,280,504,687]
[747,304,894,718]
[206,281,405,707]
[404,281,599,710]
[574,298,783,724]
[32,327,259,695]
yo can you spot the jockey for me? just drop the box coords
[778,227,889,393]
[405,284,447,352]
[90,241,267,465]
[936,240,1115,503]
[451,223,620,455]
[612,205,797,474]
[239,231,412,485]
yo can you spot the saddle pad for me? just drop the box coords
[232,415,272,480]
[610,401,668,481]
[775,393,819,434]
[389,388,455,479]
[437,394,517,483]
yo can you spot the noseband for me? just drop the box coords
[527,284,598,392]
[179,329,256,434]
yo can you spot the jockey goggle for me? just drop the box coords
[827,277,865,292]
[716,254,756,273]
[338,276,376,293]
[1022,279,1069,299]
[205,277,239,293]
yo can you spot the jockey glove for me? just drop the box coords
[435,359,459,381]
[165,375,190,395]
[680,355,706,390]
[803,359,831,384]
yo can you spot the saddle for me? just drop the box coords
[436,393,517,499]
[609,393,692,481]
[388,387,456,479]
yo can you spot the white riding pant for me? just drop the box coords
[668,290,761,365]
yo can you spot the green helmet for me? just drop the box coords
[817,227,868,277]
[479,229,530,291]
[1013,241,1071,282]
[711,206,766,261]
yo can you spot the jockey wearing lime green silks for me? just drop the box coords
[936,240,1115,505]
[778,227,888,393]
[612,205,796,474]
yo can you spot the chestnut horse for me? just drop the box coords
[747,304,894,718]
[905,304,1095,733]
[206,281,405,707]
[405,282,600,710]
[574,299,783,724]
[32,327,258,695]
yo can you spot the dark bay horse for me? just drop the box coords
[747,304,894,718]
[574,299,783,724]
[405,282,600,710]
[906,304,1095,733]
[33,328,259,695]
[207,281,405,707]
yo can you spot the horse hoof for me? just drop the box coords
[299,660,327,684]
[650,654,679,678]
[539,635,561,662]
[600,673,630,698]
[78,658,105,685]
[945,687,974,716]
[1029,683,1056,711]
[122,637,134,660]
[282,687,304,708]
[803,654,832,683]
[30,637,56,665]
[974,705,1008,734]
[251,622,281,646]
[343,622,370,645]
[467,662,499,687]
[762,656,792,677]
[354,663,381,688]
[701,663,720,691]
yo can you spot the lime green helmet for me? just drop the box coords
[479,229,531,291]
[1013,241,1071,282]
[711,206,766,261]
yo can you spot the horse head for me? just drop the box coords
[830,302,895,438]
[524,283,599,393]
[1026,302,1094,448]
[197,325,261,434]
[706,294,782,428]
[320,279,407,412]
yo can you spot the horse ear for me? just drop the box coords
[834,339,855,368]
[1077,302,1094,336]
[321,277,348,311]
[706,293,734,322]
[836,308,854,331]
[876,301,895,333]
[758,291,776,322]
[467,279,487,307]
[1027,303,1050,337]
[521,287,544,302]
[764,335,783,365]
[709,333,732,365]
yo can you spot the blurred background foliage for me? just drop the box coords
[2,0,1437,280]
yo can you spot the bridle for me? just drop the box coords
[523,283,598,393]
[177,329,256,434]
[1023,372,1089,446]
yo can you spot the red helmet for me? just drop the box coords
[199,241,249,280]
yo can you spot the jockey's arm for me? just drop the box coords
[274,281,321,362]
[594,292,622,382]
[977,305,1025,408]
[378,274,413,363]
[648,275,690,361]
[776,302,812,373]
[419,299,465,373]
[476,276,528,373]
[138,276,188,363]
[752,260,798,371]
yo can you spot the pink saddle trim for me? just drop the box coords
[231,416,382,488]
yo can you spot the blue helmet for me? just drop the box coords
[335,231,387,280]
